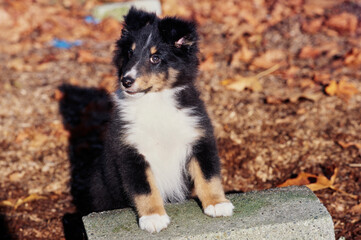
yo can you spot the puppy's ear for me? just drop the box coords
[158,17,198,50]
[124,7,156,31]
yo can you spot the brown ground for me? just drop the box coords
[1,0,361,239]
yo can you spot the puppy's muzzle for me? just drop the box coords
[121,76,135,88]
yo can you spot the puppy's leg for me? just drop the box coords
[189,139,234,217]
[120,149,169,233]
[134,168,170,233]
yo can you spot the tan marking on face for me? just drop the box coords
[135,68,179,92]
[150,46,157,55]
[167,68,179,86]
[133,168,166,217]
[150,73,167,91]
[131,43,136,51]
[188,158,228,209]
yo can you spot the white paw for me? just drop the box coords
[139,214,170,233]
[204,202,235,217]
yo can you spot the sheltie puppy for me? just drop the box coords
[89,7,234,233]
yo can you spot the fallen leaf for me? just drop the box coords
[278,172,318,187]
[7,58,33,72]
[266,96,283,104]
[252,49,286,69]
[29,133,48,148]
[44,182,63,193]
[351,203,361,214]
[199,54,216,71]
[344,48,361,66]
[231,44,254,67]
[50,122,69,143]
[266,91,322,104]
[162,0,192,18]
[77,50,111,64]
[318,42,341,60]
[303,4,324,16]
[325,79,358,102]
[313,72,331,85]
[298,91,323,102]
[283,66,300,79]
[231,24,255,42]
[269,2,292,25]
[38,53,57,64]
[278,168,358,199]
[303,0,341,16]
[69,77,80,86]
[337,141,361,149]
[95,17,122,40]
[325,80,338,96]
[223,75,263,92]
[302,18,323,34]
[326,12,358,35]
[0,194,47,209]
[14,194,47,210]
[279,170,337,191]
[299,45,321,59]
[0,8,15,28]
[53,89,64,101]
[307,169,337,191]
[296,108,307,115]
[34,62,51,72]
[15,130,29,143]
[222,64,280,92]
[77,50,95,63]
[0,200,14,207]
[300,78,317,89]
[8,172,25,182]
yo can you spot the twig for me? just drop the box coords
[255,64,280,79]
[348,163,361,167]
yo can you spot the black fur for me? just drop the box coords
[89,8,221,212]
[124,7,156,31]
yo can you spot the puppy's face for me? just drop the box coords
[113,8,199,97]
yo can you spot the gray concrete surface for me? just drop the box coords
[83,186,335,239]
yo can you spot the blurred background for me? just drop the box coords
[0,0,360,239]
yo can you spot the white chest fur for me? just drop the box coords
[114,88,201,202]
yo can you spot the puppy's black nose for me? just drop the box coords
[121,77,135,88]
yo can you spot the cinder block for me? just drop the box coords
[83,186,335,240]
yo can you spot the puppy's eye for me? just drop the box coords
[150,55,161,64]
[128,49,133,58]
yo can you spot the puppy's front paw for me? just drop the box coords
[204,202,234,217]
[139,214,170,233]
